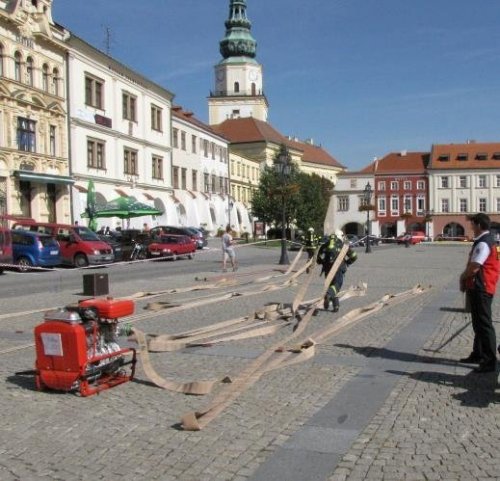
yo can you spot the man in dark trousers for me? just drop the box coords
[317,230,357,312]
[459,213,499,373]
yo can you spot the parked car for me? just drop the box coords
[11,230,61,272]
[396,231,426,245]
[99,229,150,261]
[147,234,196,260]
[187,227,208,249]
[12,222,114,267]
[434,234,470,242]
[97,234,123,262]
[345,234,360,247]
[0,225,13,274]
[358,235,381,246]
[150,226,200,246]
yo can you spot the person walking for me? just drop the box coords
[222,225,237,272]
[317,230,357,312]
[459,213,499,373]
[304,227,319,261]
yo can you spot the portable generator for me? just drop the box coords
[34,297,136,397]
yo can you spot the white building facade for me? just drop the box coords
[66,35,174,230]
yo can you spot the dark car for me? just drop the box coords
[97,234,124,262]
[150,226,199,247]
[358,235,381,246]
[187,227,208,249]
[147,234,196,260]
[11,229,61,272]
[104,229,150,260]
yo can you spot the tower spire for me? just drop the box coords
[219,0,257,59]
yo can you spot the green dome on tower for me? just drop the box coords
[219,0,257,60]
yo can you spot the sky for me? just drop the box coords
[52,0,500,171]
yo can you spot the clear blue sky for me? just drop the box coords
[53,0,500,171]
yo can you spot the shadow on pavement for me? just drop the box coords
[386,369,499,408]
[335,343,458,366]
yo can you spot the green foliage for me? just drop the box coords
[250,145,333,234]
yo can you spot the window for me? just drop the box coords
[337,196,349,211]
[378,181,385,191]
[391,195,399,214]
[230,159,235,176]
[87,138,105,169]
[181,131,186,151]
[497,198,500,212]
[42,64,49,91]
[350,179,357,189]
[390,181,398,190]
[123,148,138,175]
[441,199,449,213]
[192,170,197,191]
[219,176,224,193]
[0,44,3,76]
[14,51,22,82]
[457,153,468,161]
[496,175,500,188]
[85,75,103,109]
[211,142,215,159]
[172,166,179,189]
[493,152,500,160]
[152,155,163,180]
[403,195,412,213]
[378,197,386,214]
[204,173,210,192]
[478,175,487,188]
[203,139,209,157]
[438,154,450,162]
[234,81,240,93]
[416,196,425,213]
[52,68,59,96]
[458,176,467,188]
[479,198,487,212]
[417,180,425,190]
[211,174,216,193]
[151,105,162,131]
[403,181,411,190]
[49,125,56,156]
[440,176,449,188]
[191,135,197,153]
[17,117,36,152]
[459,198,468,213]
[26,57,33,86]
[181,168,187,189]
[237,162,241,177]
[172,128,178,148]
[122,92,136,121]
[476,152,488,161]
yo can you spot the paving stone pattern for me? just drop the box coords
[0,242,498,481]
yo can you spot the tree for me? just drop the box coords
[250,145,333,235]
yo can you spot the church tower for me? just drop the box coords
[208,0,268,125]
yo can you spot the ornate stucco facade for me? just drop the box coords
[0,0,71,223]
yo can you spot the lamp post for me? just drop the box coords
[364,182,373,253]
[424,209,434,240]
[275,146,291,265]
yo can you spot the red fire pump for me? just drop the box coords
[34,297,136,397]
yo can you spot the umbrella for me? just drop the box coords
[85,179,98,231]
[83,196,163,219]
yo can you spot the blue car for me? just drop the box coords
[11,230,61,272]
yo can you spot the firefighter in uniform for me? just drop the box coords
[459,213,499,373]
[304,227,319,261]
[317,230,357,312]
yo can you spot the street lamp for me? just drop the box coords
[424,209,434,240]
[363,182,373,253]
[275,146,291,265]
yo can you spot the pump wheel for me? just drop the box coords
[74,253,89,268]
[17,257,32,272]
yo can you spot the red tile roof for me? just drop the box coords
[358,151,429,175]
[429,142,500,169]
[213,117,344,169]
[173,107,228,140]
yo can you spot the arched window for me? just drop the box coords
[14,51,22,82]
[52,68,59,95]
[26,57,34,86]
[42,64,49,91]
[234,81,240,93]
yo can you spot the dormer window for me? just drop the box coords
[493,152,500,160]
[438,154,450,162]
[476,152,488,160]
[456,153,468,161]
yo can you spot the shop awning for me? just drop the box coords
[14,171,75,185]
